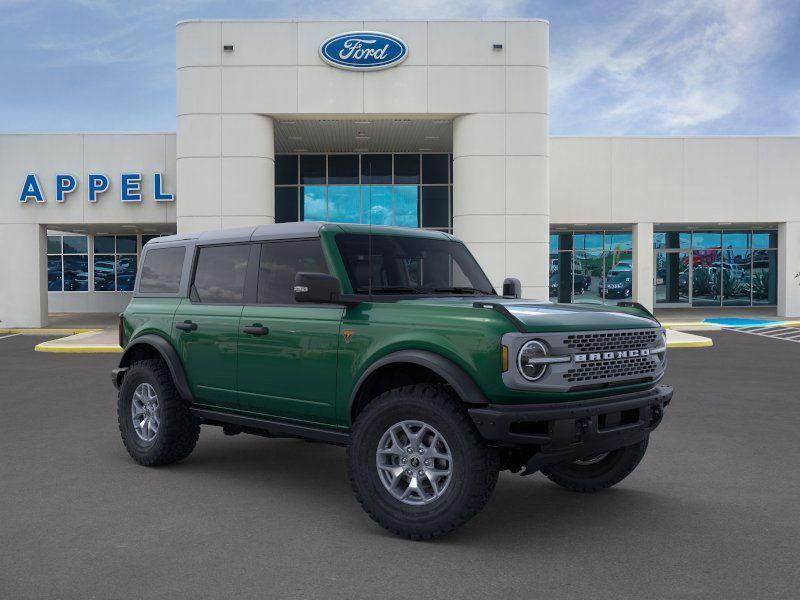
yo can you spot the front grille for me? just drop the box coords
[564,356,657,383]
[563,330,659,353]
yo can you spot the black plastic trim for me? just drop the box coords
[472,301,526,332]
[468,384,672,450]
[348,349,490,423]
[115,334,195,403]
[190,408,350,445]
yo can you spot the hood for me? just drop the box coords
[395,296,658,333]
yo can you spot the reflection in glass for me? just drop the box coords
[722,231,750,249]
[752,231,778,249]
[116,236,137,254]
[421,154,448,184]
[692,250,721,306]
[361,154,392,184]
[300,155,325,184]
[327,186,360,223]
[574,233,603,250]
[654,231,690,249]
[361,186,392,225]
[573,250,603,303]
[94,236,115,254]
[548,253,559,300]
[47,235,61,254]
[63,255,89,291]
[752,249,777,305]
[48,256,62,291]
[328,155,359,184]
[692,231,721,249]
[94,255,116,291]
[604,232,632,251]
[421,186,447,228]
[117,256,137,292]
[394,186,419,228]
[722,249,751,306]
[302,186,326,221]
[275,155,298,185]
[655,251,690,305]
[604,250,633,304]
[275,187,298,223]
[63,235,88,254]
[394,154,420,184]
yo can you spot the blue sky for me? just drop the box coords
[1,0,798,135]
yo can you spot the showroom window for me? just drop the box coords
[47,235,89,292]
[93,235,138,292]
[549,231,633,305]
[274,153,453,232]
[654,229,777,307]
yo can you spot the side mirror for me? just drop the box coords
[502,277,522,299]
[294,272,343,304]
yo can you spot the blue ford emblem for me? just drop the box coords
[319,31,408,71]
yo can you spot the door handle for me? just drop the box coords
[242,324,269,336]
[175,321,198,332]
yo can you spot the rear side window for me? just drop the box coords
[192,244,250,304]
[258,240,329,304]
[138,247,186,294]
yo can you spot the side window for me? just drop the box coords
[258,240,329,304]
[138,247,186,294]
[192,244,250,304]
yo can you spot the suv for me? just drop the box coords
[113,223,671,539]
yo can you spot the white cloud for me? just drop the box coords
[551,0,791,133]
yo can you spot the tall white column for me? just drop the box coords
[452,113,549,299]
[0,224,47,327]
[632,222,654,312]
[778,221,800,318]
[177,114,275,234]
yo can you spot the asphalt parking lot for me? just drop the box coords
[1,331,799,599]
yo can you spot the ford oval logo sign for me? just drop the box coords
[319,31,408,71]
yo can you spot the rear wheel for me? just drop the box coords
[117,359,200,466]
[347,384,498,540]
[540,437,649,493]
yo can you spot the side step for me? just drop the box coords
[190,408,350,446]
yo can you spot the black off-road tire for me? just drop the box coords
[117,359,200,466]
[540,437,649,493]
[347,384,499,540]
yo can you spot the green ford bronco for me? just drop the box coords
[113,222,671,539]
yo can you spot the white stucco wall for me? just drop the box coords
[176,19,551,298]
[0,133,176,326]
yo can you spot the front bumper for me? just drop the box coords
[468,384,672,473]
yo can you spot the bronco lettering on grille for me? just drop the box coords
[574,348,651,362]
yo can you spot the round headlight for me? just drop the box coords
[517,340,549,381]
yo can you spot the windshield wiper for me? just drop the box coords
[354,286,427,295]
[431,287,495,295]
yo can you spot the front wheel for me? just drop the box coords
[540,437,649,493]
[347,385,498,540]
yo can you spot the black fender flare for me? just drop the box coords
[115,334,194,403]
[348,349,489,423]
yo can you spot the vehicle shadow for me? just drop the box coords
[163,430,688,545]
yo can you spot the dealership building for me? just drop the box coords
[1,18,799,327]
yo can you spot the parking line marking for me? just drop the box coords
[725,326,800,344]
[0,333,21,341]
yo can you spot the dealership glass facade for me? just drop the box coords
[654,230,778,307]
[47,233,167,293]
[549,231,633,305]
[274,153,453,232]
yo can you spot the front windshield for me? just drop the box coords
[335,233,495,295]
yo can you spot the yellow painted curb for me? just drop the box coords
[34,343,122,354]
[0,328,100,335]
[666,338,714,348]
[661,322,721,330]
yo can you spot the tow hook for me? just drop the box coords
[650,405,664,426]
[575,417,590,440]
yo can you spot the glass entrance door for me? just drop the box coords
[654,250,690,307]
